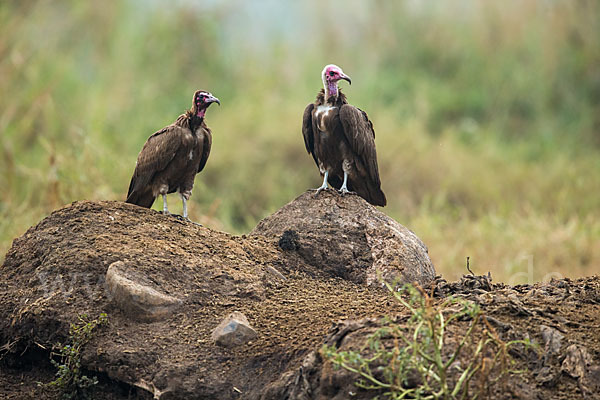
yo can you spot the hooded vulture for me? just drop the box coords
[126,90,220,219]
[302,64,386,206]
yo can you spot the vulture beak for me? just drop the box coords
[340,73,352,85]
[206,94,220,106]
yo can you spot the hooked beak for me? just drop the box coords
[206,94,220,106]
[340,73,352,85]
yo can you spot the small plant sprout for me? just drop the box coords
[45,313,108,400]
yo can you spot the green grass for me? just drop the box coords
[1,1,599,283]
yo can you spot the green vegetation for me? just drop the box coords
[45,313,108,399]
[322,283,533,399]
[1,1,599,282]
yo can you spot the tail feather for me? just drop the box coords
[367,186,387,207]
[350,178,386,207]
[125,174,156,208]
[125,189,156,208]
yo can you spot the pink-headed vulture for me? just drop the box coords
[126,90,220,219]
[302,64,386,206]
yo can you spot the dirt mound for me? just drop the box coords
[0,193,433,399]
[0,195,599,399]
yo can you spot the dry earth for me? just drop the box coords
[0,191,599,399]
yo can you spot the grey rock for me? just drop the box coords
[540,324,564,355]
[211,311,257,348]
[265,265,287,282]
[251,190,435,286]
[106,261,183,322]
[561,344,600,397]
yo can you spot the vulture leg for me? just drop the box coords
[179,190,192,221]
[162,194,170,215]
[314,171,329,196]
[339,171,350,196]
[182,196,188,219]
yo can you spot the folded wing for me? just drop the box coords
[339,105,386,206]
[126,126,184,203]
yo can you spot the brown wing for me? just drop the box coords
[339,104,386,206]
[302,103,319,167]
[197,126,212,173]
[126,124,185,199]
[339,105,381,185]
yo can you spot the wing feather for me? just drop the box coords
[197,126,212,173]
[302,103,319,167]
[127,125,185,198]
[339,105,381,186]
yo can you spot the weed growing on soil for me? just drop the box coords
[323,283,532,399]
[44,313,108,399]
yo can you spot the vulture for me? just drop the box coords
[126,90,220,219]
[302,64,386,206]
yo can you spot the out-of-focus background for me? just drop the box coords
[1,1,599,282]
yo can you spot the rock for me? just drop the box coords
[263,265,287,288]
[535,325,565,387]
[561,344,600,398]
[106,261,183,322]
[540,325,564,355]
[211,311,257,348]
[562,344,591,379]
[251,190,435,286]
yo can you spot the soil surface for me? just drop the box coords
[0,193,599,399]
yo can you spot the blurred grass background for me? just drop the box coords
[1,0,599,283]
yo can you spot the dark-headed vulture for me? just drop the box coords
[302,64,386,206]
[126,90,220,219]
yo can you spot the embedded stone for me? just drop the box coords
[211,311,258,348]
[106,261,182,322]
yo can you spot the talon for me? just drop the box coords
[313,186,330,197]
[312,171,330,198]
[339,170,351,197]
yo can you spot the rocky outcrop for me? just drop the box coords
[252,190,435,286]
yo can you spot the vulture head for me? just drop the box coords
[321,64,351,98]
[192,90,220,118]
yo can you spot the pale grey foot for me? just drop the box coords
[339,171,350,195]
[175,193,195,223]
[161,194,170,215]
[313,171,329,197]
[182,196,189,220]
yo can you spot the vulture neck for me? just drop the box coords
[317,88,347,107]
[324,79,339,99]
[180,110,204,133]
[324,78,346,103]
